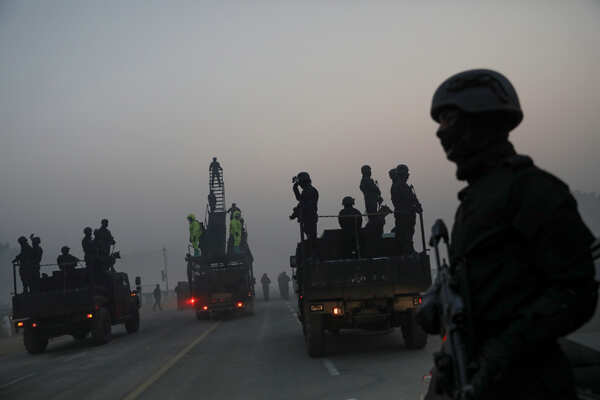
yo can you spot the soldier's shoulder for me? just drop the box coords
[506,154,570,194]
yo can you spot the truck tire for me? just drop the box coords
[125,308,140,334]
[402,310,428,350]
[91,307,112,345]
[24,326,48,354]
[305,315,325,358]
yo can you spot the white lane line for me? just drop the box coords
[0,373,36,389]
[122,322,220,400]
[323,359,341,376]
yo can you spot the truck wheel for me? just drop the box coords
[125,308,140,334]
[305,315,325,358]
[402,310,427,349]
[24,326,48,354]
[91,307,112,345]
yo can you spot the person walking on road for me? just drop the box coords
[260,273,271,301]
[277,271,291,300]
[153,284,163,311]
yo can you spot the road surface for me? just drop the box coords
[0,297,437,400]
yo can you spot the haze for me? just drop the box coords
[1,1,599,299]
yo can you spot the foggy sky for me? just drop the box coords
[1,1,599,300]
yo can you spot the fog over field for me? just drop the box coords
[1,1,599,300]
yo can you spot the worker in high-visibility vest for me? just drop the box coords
[229,210,243,253]
[187,214,203,256]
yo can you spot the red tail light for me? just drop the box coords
[236,301,244,308]
[17,321,24,327]
[202,305,208,311]
[32,323,38,328]
[188,297,196,305]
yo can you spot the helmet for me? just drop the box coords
[101,218,109,226]
[361,165,371,175]
[431,69,523,131]
[296,172,311,183]
[396,164,409,175]
[61,246,70,253]
[17,236,28,245]
[31,236,41,244]
[84,227,92,235]
[187,213,195,221]
[342,196,355,206]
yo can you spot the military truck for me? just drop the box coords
[292,212,432,357]
[11,256,141,354]
[187,253,255,319]
[186,158,255,320]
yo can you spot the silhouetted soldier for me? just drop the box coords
[290,172,319,256]
[208,190,217,212]
[30,235,42,290]
[420,69,598,400]
[57,246,79,274]
[153,284,162,311]
[13,236,34,293]
[209,157,223,186]
[81,227,96,267]
[338,196,362,257]
[227,203,240,220]
[95,219,115,257]
[260,273,271,301]
[359,165,383,228]
[391,164,421,253]
[278,272,291,300]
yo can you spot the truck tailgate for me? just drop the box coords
[305,254,431,300]
[13,287,93,319]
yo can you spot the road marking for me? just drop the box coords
[323,359,340,376]
[122,322,220,400]
[0,373,36,389]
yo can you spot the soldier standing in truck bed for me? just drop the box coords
[359,165,383,228]
[420,69,597,400]
[13,236,34,293]
[390,164,421,253]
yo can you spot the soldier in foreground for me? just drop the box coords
[338,196,362,257]
[419,69,597,399]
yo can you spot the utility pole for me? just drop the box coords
[162,246,169,296]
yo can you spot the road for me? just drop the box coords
[0,297,438,400]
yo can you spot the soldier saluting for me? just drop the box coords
[419,69,597,399]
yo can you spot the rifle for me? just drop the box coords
[429,219,473,399]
